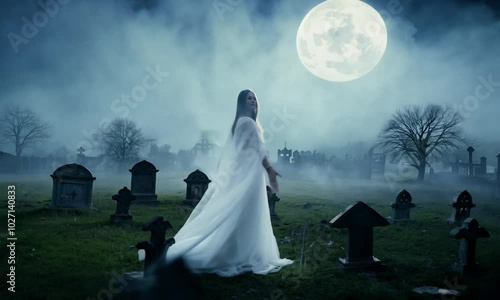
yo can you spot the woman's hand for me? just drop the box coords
[266,166,282,193]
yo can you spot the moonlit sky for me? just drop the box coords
[1,0,499,162]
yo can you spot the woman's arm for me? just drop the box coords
[262,156,272,170]
[262,156,281,192]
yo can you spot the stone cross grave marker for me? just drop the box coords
[330,201,390,271]
[449,218,490,276]
[134,216,175,277]
[110,187,136,224]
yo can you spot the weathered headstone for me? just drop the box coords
[266,186,280,221]
[330,201,390,271]
[129,160,159,206]
[387,189,416,223]
[447,190,476,225]
[110,187,136,224]
[449,218,490,276]
[50,163,96,209]
[183,169,211,206]
[125,216,176,280]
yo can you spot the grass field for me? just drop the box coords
[0,172,499,300]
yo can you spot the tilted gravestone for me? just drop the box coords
[267,186,280,221]
[330,201,390,271]
[129,160,159,206]
[50,163,96,209]
[449,218,490,276]
[387,189,416,223]
[447,190,476,225]
[125,216,176,281]
[110,187,136,224]
[183,169,211,206]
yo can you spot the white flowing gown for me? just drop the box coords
[165,116,293,277]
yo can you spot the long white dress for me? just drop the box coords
[165,116,294,277]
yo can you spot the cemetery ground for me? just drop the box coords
[0,172,499,300]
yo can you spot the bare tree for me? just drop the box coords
[93,118,154,170]
[0,104,52,157]
[377,104,466,180]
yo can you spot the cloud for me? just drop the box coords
[0,0,498,161]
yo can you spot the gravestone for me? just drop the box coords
[125,216,176,280]
[110,187,136,224]
[266,186,280,221]
[129,160,159,206]
[449,218,490,276]
[183,169,211,206]
[387,189,416,223]
[429,167,435,181]
[447,190,476,225]
[50,163,96,209]
[76,146,87,165]
[330,201,390,271]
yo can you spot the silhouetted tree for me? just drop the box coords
[93,118,154,170]
[377,104,465,180]
[0,104,52,157]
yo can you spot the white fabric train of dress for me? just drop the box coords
[164,117,293,277]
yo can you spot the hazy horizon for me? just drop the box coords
[1,0,499,163]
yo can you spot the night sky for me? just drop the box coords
[1,0,499,161]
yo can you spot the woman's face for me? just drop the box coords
[245,92,257,115]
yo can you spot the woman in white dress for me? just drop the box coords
[165,89,294,277]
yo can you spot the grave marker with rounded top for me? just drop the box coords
[330,201,390,271]
[449,218,490,276]
[387,189,416,223]
[183,169,211,206]
[110,186,136,224]
[129,160,159,206]
[50,163,96,209]
[447,190,475,225]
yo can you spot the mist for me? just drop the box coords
[1,0,499,165]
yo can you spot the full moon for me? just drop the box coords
[296,0,388,82]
